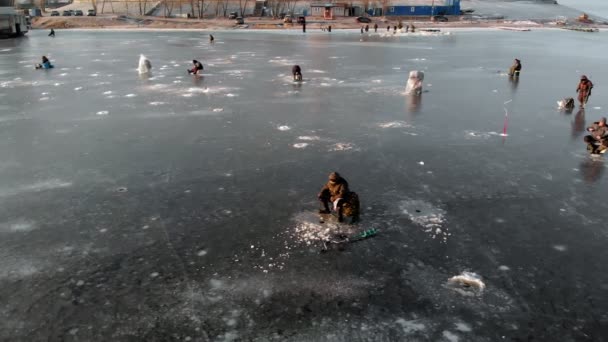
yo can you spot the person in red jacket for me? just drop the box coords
[576,75,594,108]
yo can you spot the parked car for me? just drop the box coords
[228,12,238,19]
[296,16,305,24]
[74,10,84,16]
[432,15,448,22]
[235,17,244,25]
[283,15,292,23]
[62,10,72,16]
[50,10,60,16]
[356,16,372,23]
[87,9,96,16]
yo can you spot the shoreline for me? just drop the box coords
[31,16,608,32]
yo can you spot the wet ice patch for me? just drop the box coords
[400,199,449,241]
[447,272,486,296]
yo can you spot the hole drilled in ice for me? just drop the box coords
[116,187,128,193]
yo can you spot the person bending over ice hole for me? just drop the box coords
[508,58,521,77]
[188,60,203,75]
[318,172,360,223]
[576,75,594,108]
[292,65,302,81]
[585,117,608,154]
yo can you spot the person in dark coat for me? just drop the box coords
[387,25,390,31]
[48,29,55,37]
[365,24,369,32]
[577,75,594,108]
[209,34,214,43]
[508,58,522,77]
[374,23,378,32]
[584,117,608,153]
[188,60,204,75]
[292,65,302,81]
[318,172,359,223]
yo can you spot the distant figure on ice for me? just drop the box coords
[585,117,608,154]
[410,24,416,32]
[328,25,331,32]
[137,54,152,74]
[292,65,302,81]
[318,172,360,223]
[508,58,522,77]
[393,25,397,33]
[188,60,204,75]
[405,70,424,95]
[209,34,214,43]
[365,24,369,32]
[576,75,594,108]
[406,25,410,33]
[361,27,364,34]
[48,29,55,37]
[35,56,54,69]
[374,23,378,32]
[387,25,390,32]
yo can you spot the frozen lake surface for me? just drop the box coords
[1,29,608,341]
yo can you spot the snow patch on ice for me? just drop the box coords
[395,318,426,334]
[293,143,308,149]
[277,125,291,131]
[443,330,460,342]
[378,121,412,129]
[455,322,472,332]
[1,179,72,198]
[329,142,357,152]
[553,245,567,252]
[298,136,320,141]
[0,220,37,233]
[400,199,449,241]
[96,111,109,116]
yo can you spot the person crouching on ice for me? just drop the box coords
[585,117,608,154]
[318,172,360,223]
[188,60,203,75]
[35,56,54,69]
[292,65,302,81]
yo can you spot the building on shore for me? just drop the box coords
[0,0,29,38]
[307,1,461,18]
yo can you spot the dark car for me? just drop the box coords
[356,16,372,23]
[228,12,238,19]
[62,10,72,16]
[74,10,83,16]
[50,10,60,16]
[87,9,96,16]
[235,17,244,25]
[432,15,448,22]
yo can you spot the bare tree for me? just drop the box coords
[194,0,211,18]
[238,0,249,17]
[138,0,149,15]
[37,0,45,13]
[163,0,175,17]
[91,0,97,13]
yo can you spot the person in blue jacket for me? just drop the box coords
[35,56,54,69]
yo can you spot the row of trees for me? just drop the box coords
[33,0,395,18]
